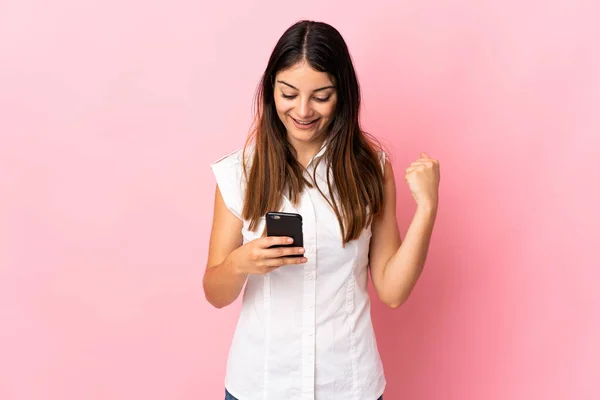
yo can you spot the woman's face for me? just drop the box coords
[273,61,337,146]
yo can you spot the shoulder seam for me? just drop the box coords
[211,148,243,166]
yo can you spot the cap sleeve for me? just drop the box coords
[210,149,245,220]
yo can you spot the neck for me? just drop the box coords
[288,135,327,168]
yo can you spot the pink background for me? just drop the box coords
[1,1,598,399]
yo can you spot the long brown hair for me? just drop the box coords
[242,20,385,245]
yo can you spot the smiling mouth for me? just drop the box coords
[291,117,319,125]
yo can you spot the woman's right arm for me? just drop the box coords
[203,184,306,308]
[202,185,247,308]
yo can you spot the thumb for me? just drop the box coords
[420,152,430,159]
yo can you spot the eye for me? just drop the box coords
[281,93,297,100]
[313,96,331,103]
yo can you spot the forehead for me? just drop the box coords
[275,61,334,90]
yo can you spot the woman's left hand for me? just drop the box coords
[404,152,440,209]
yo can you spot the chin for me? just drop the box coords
[288,130,319,143]
[287,125,326,141]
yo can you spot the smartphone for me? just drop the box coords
[265,211,304,257]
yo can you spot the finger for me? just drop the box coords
[263,256,308,268]
[263,246,305,259]
[405,165,425,173]
[261,236,294,248]
[411,159,436,166]
[420,152,431,159]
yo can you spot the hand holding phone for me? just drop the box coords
[227,212,306,275]
[266,212,304,257]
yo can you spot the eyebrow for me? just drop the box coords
[277,80,335,93]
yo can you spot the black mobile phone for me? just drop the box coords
[265,211,303,256]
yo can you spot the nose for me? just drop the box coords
[297,97,313,119]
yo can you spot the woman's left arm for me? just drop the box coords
[368,152,440,308]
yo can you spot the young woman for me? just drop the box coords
[204,20,440,400]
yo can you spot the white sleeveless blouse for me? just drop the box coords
[210,144,387,400]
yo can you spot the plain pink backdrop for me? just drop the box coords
[1,1,598,399]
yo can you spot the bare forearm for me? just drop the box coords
[382,204,437,307]
[203,254,248,309]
